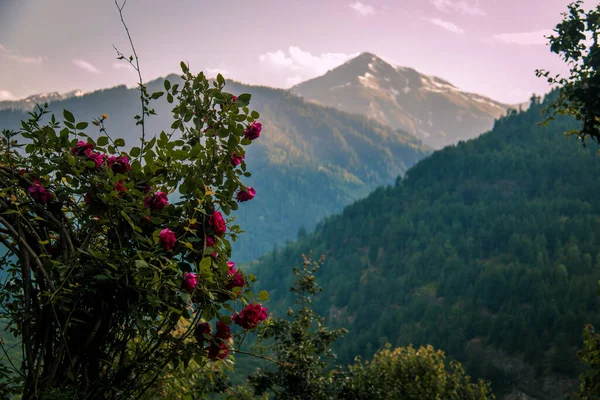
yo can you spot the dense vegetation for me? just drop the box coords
[251,95,600,398]
[0,77,427,263]
[235,254,493,400]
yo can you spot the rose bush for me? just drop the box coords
[0,63,269,399]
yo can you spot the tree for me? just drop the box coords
[539,2,600,398]
[247,253,347,399]
[339,345,494,400]
[0,60,268,399]
[244,253,494,399]
[536,1,600,146]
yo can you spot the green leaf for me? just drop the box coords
[135,260,149,269]
[150,91,164,99]
[63,109,75,123]
[199,257,211,271]
[130,146,141,157]
[114,138,126,147]
[97,136,109,146]
[164,79,171,90]
[75,122,88,130]
[236,93,251,106]
[258,290,269,302]
[199,257,213,281]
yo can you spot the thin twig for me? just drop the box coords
[231,349,293,367]
[114,0,146,152]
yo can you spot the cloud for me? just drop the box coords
[73,59,101,74]
[349,2,375,16]
[259,47,359,88]
[0,44,44,64]
[260,47,358,75]
[430,0,485,16]
[259,50,296,69]
[206,65,232,77]
[427,18,465,34]
[493,29,553,45]
[0,90,16,101]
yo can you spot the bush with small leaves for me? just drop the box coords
[0,63,268,399]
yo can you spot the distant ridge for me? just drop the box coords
[292,52,517,149]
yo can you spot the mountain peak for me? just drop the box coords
[291,52,511,149]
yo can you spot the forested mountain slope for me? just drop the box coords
[252,97,600,399]
[0,76,427,262]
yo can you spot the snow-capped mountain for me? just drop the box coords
[0,90,88,112]
[292,52,516,149]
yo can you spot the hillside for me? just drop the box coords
[292,52,516,149]
[0,75,428,262]
[251,97,600,399]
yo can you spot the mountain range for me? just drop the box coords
[0,89,88,112]
[0,73,428,262]
[292,52,519,149]
[251,95,598,400]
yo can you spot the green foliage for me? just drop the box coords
[339,344,494,400]
[0,64,269,399]
[248,253,347,399]
[252,95,600,395]
[536,1,600,146]
[242,254,493,399]
[571,325,600,400]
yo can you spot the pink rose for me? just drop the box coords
[71,140,94,156]
[88,152,106,169]
[231,153,244,167]
[207,341,229,360]
[114,181,127,196]
[144,191,169,211]
[244,121,262,140]
[236,187,256,202]
[194,322,212,343]
[182,272,198,292]
[27,182,54,204]
[206,236,217,257]
[159,228,176,251]
[209,211,226,237]
[107,155,131,174]
[226,261,245,289]
[227,261,236,274]
[228,275,245,291]
[232,303,268,330]
[215,321,231,340]
[232,95,238,102]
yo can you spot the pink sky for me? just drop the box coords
[0,0,595,104]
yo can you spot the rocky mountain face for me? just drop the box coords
[0,90,88,112]
[292,52,516,149]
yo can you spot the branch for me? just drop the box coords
[0,215,56,293]
[231,349,293,368]
[114,0,146,153]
